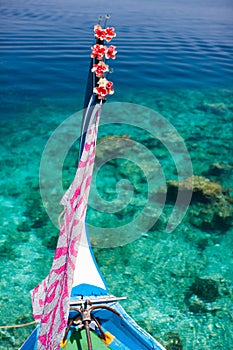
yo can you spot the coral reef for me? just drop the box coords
[166,175,233,231]
[207,162,233,177]
[97,134,131,158]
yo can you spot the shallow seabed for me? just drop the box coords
[0,87,232,350]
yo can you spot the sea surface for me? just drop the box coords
[0,0,233,349]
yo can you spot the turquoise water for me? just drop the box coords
[0,0,233,349]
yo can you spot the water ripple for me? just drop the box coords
[0,0,232,100]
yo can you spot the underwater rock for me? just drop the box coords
[207,162,233,176]
[187,294,222,314]
[97,134,131,159]
[188,294,208,313]
[185,277,224,315]
[163,332,183,350]
[190,200,233,231]
[167,176,226,203]
[166,176,233,231]
[197,102,228,115]
[189,277,219,302]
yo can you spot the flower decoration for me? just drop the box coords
[91,44,117,60]
[93,86,108,99]
[91,62,109,77]
[91,20,116,99]
[94,24,106,41]
[94,24,116,42]
[105,27,116,42]
[94,78,114,99]
[105,45,117,59]
[91,44,107,60]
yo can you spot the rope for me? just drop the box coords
[58,209,65,228]
[0,320,36,329]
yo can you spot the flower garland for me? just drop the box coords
[94,24,116,42]
[91,22,117,100]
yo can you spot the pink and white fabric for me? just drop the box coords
[31,103,102,350]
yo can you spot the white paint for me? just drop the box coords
[72,230,106,291]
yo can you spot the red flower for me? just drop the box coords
[94,24,106,41]
[105,80,114,93]
[105,45,117,59]
[91,44,106,60]
[91,62,109,77]
[94,25,116,42]
[105,27,116,42]
[93,86,108,99]
[94,78,114,99]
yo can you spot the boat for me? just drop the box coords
[20,16,167,350]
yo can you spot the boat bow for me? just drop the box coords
[30,16,116,350]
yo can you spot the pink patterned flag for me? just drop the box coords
[31,104,102,350]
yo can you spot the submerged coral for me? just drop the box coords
[167,175,228,203]
[207,162,233,177]
[166,175,233,231]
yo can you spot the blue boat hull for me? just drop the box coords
[20,301,166,350]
